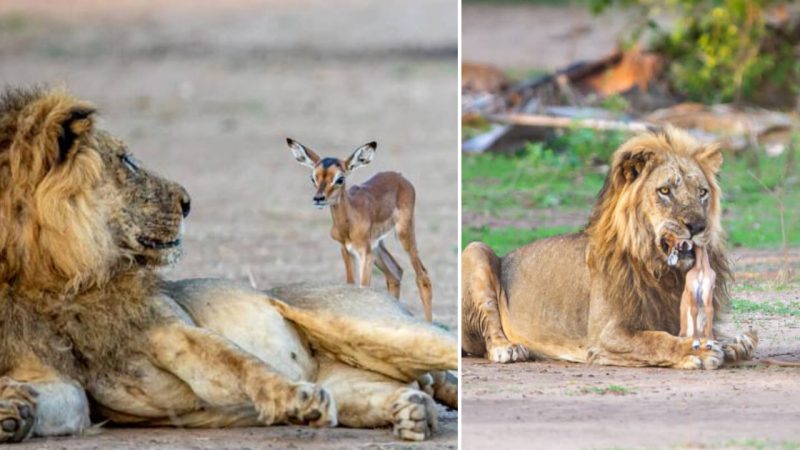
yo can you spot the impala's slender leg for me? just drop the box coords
[358,247,374,287]
[395,205,432,322]
[375,241,403,299]
[340,245,355,284]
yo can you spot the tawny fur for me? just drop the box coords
[0,87,457,444]
[461,126,757,369]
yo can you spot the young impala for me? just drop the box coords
[287,138,433,322]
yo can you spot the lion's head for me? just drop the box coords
[585,126,731,331]
[0,87,190,294]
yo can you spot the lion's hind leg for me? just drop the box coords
[418,371,457,410]
[148,322,336,428]
[461,242,528,363]
[316,358,437,441]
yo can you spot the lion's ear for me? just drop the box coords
[695,145,723,174]
[614,149,654,186]
[57,104,95,163]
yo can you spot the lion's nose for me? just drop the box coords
[683,218,706,236]
[180,191,191,218]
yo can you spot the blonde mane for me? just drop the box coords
[0,88,118,294]
[585,126,731,332]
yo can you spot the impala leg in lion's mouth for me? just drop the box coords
[677,243,716,350]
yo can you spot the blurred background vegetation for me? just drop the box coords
[463,128,799,255]
[462,0,800,257]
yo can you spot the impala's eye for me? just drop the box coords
[699,188,709,198]
[310,175,317,186]
[121,154,139,173]
[658,187,671,196]
[335,177,345,185]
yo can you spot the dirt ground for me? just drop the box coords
[463,247,800,450]
[0,0,457,448]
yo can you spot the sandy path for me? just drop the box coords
[462,249,800,449]
[0,0,457,447]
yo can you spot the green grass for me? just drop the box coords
[581,384,634,395]
[731,298,800,317]
[463,225,580,256]
[462,129,800,250]
[567,384,635,396]
[714,439,800,450]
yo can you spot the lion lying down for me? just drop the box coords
[462,126,757,369]
[0,88,457,443]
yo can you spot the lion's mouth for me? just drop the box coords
[138,236,181,250]
[659,237,695,260]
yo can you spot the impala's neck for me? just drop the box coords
[329,186,351,230]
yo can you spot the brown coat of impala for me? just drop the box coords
[287,138,433,322]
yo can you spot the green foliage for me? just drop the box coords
[590,0,799,104]
[731,298,800,317]
[462,129,623,213]
[462,129,800,250]
[463,225,580,255]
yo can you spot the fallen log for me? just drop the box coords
[485,113,655,133]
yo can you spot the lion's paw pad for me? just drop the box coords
[286,383,337,428]
[488,343,529,364]
[389,390,437,441]
[723,331,758,362]
[0,378,37,443]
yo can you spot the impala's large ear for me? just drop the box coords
[345,141,377,172]
[287,138,320,168]
[695,144,723,174]
[57,104,95,163]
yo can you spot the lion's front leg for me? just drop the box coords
[461,242,529,363]
[590,328,725,370]
[1,354,91,443]
[0,378,37,443]
[148,323,336,427]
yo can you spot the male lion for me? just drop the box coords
[462,127,757,369]
[0,87,457,443]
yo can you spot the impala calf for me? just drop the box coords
[286,138,433,322]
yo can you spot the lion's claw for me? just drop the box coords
[286,383,337,428]
[488,342,529,364]
[722,330,758,362]
[0,378,38,443]
[388,389,437,441]
[677,339,723,370]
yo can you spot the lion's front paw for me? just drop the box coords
[487,342,529,364]
[676,339,724,370]
[0,378,37,443]
[722,330,758,362]
[388,389,437,441]
[284,383,337,428]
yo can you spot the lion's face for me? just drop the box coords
[0,88,189,292]
[640,155,713,269]
[92,131,191,267]
[587,126,723,273]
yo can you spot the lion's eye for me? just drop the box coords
[121,154,139,174]
[658,187,671,196]
[699,188,709,197]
